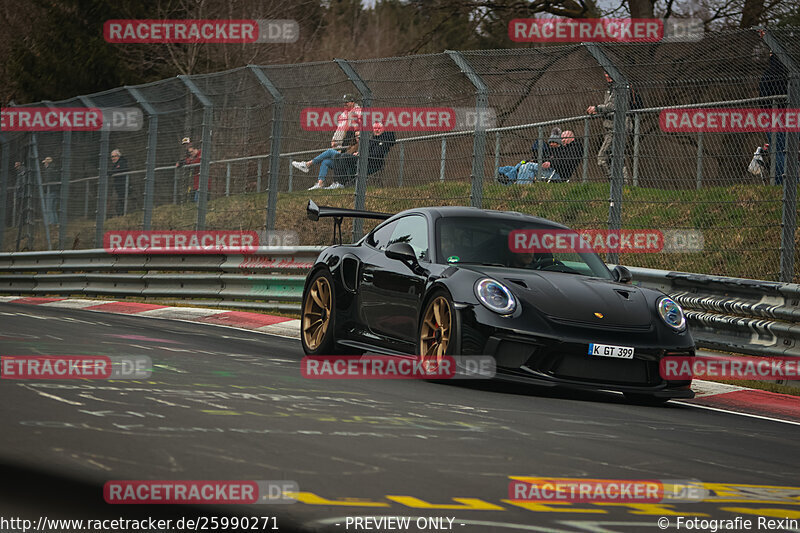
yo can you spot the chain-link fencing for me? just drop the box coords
[1,27,798,281]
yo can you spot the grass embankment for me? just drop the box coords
[3,180,792,281]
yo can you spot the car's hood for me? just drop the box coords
[469,267,652,327]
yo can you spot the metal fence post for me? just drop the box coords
[447,51,488,208]
[0,135,8,250]
[582,117,590,183]
[257,158,262,192]
[763,31,798,282]
[536,126,544,181]
[770,98,778,186]
[173,167,179,204]
[127,86,158,231]
[397,143,405,187]
[249,66,284,232]
[493,131,501,181]
[59,130,71,248]
[179,75,213,231]
[335,58,372,241]
[632,113,640,187]
[586,43,629,265]
[439,138,447,182]
[29,134,52,250]
[696,131,704,190]
[80,95,109,246]
[226,162,231,196]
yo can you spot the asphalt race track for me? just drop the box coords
[1,302,799,533]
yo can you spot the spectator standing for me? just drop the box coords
[587,72,633,183]
[181,146,205,202]
[110,149,129,217]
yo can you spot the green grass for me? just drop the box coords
[3,179,794,281]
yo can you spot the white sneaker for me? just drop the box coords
[326,182,344,189]
[307,183,323,190]
[292,161,310,173]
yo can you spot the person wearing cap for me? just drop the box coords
[528,128,584,183]
[587,71,634,183]
[292,94,362,190]
[331,93,361,150]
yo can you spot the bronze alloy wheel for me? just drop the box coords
[419,296,452,370]
[303,275,332,350]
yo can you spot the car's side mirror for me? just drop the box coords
[612,265,632,284]
[385,242,428,276]
[385,242,417,263]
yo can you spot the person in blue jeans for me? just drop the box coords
[292,130,358,190]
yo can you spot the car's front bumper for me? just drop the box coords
[459,305,696,398]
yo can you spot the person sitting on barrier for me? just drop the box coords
[498,127,566,185]
[530,128,583,183]
[292,131,358,190]
[293,94,362,190]
[326,121,397,189]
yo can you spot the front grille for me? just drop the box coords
[548,316,652,332]
[551,353,651,384]
[525,344,660,385]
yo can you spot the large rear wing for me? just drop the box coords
[306,200,393,244]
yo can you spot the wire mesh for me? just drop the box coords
[1,27,798,281]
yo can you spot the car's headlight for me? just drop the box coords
[475,278,516,315]
[657,297,686,331]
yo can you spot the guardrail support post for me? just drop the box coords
[179,75,214,231]
[127,86,158,231]
[0,135,8,250]
[763,30,798,282]
[335,58,372,241]
[248,66,284,232]
[586,43,629,264]
[447,51,488,208]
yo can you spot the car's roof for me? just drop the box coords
[392,205,569,229]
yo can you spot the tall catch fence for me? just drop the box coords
[0,28,798,282]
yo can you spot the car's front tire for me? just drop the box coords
[301,269,337,355]
[418,289,460,372]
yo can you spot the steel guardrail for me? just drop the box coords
[0,249,798,361]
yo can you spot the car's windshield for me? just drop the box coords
[436,216,612,279]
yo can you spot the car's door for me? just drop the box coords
[359,215,430,346]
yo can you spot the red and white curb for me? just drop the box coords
[2,296,798,423]
[0,296,301,338]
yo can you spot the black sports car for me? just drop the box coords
[301,201,695,404]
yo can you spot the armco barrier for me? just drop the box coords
[0,249,798,365]
[627,266,800,360]
[0,247,320,312]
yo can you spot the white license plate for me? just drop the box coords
[588,343,635,359]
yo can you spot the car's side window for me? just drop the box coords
[388,215,429,262]
[367,220,398,250]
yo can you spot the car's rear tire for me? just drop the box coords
[418,290,459,373]
[301,269,336,355]
[624,393,670,406]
